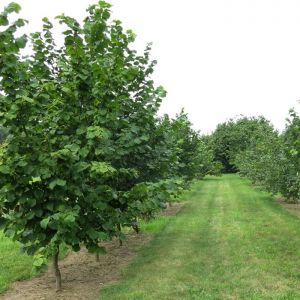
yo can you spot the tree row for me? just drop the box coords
[0,1,218,290]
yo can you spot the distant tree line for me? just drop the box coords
[210,111,300,202]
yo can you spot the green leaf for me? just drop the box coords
[93,201,107,210]
[49,179,66,190]
[0,14,9,26]
[46,203,54,211]
[290,149,298,156]
[156,86,167,98]
[40,168,52,179]
[5,229,15,238]
[40,217,50,229]
[34,209,43,218]
[28,198,36,207]
[33,257,44,267]
[79,147,89,157]
[5,2,21,13]
[98,232,108,240]
[62,87,72,94]
[91,162,116,175]
[87,228,108,240]
[26,211,35,220]
[75,161,90,172]
[66,144,80,153]
[98,1,112,9]
[15,18,26,27]
[86,126,106,139]
[102,10,110,20]
[0,165,10,174]
[30,176,41,184]
[32,253,47,271]
[17,160,28,167]
[15,35,27,49]
[65,214,75,223]
[95,148,104,156]
[87,228,99,239]
[76,127,86,135]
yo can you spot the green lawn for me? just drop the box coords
[100,174,300,300]
[0,232,33,293]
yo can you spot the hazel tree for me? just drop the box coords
[0,1,170,290]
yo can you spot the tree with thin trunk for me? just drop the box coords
[0,1,216,290]
[0,1,167,289]
[53,246,62,291]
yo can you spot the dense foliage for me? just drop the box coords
[159,111,221,184]
[211,116,272,173]
[235,109,300,202]
[0,1,215,290]
[211,111,300,202]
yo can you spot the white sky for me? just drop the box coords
[1,0,300,133]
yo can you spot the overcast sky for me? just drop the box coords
[1,0,300,133]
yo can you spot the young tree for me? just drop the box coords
[0,1,168,290]
[0,1,215,290]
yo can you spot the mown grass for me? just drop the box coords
[100,174,300,300]
[0,232,34,293]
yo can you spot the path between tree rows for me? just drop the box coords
[4,174,300,299]
[101,175,300,300]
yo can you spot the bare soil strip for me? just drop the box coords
[2,203,183,300]
[277,197,300,217]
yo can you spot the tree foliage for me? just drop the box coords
[234,109,300,202]
[0,1,214,290]
[210,112,300,202]
[211,116,273,173]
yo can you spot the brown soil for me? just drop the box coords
[1,203,184,300]
[277,197,300,217]
[162,202,185,216]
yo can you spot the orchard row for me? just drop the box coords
[0,1,218,290]
[210,110,300,202]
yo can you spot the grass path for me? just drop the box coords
[100,175,300,300]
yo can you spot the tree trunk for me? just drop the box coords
[132,218,140,234]
[117,223,123,246]
[53,247,62,292]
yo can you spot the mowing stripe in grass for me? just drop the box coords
[99,174,300,300]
